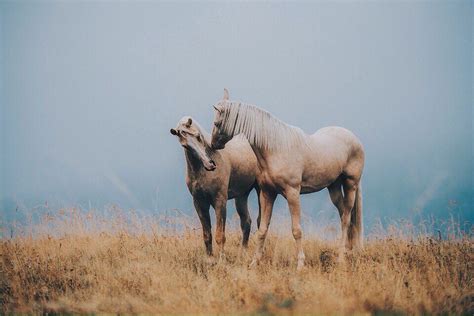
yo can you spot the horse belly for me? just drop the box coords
[300,165,342,194]
[300,178,331,194]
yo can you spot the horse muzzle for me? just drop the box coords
[204,159,217,171]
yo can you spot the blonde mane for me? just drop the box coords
[219,101,306,151]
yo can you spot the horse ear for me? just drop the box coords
[213,105,223,113]
[186,118,192,127]
[223,88,229,100]
[170,128,178,135]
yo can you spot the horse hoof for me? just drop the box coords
[206,256,217,265]
[248,259,258,269]
[337,250,346,264]
[217,253,226,264]
[296,261,305,272]
[296,251,305,271]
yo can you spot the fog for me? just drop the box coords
[0,1,472,229]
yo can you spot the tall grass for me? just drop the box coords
[1,208,472,314]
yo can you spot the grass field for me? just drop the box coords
[1,209,472,315]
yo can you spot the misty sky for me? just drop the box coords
[0,1,472,229]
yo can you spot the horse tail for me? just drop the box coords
[348,184,363,249]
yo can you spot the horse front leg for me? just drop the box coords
[212,194,227,260]
[250,189,276,268]
[193,197,212,256]
[284,186,305,271]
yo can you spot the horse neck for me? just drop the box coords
[247,124,307,159]
[224,101,306,153]
[184,149,204,174]
[248,143,274,167]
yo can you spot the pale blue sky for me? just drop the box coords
[0,1,472,228]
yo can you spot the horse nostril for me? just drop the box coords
[210,160,216,166]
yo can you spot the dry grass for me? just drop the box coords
[0,209,473,315]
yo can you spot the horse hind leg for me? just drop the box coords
[343,155,364,249]
[254,183,262,229]
[328,180,348,261]
[328,179,344,217]
[329,177,363,258]
[235,194,252,247]
[340,178,359,251]
[348,184,363,249]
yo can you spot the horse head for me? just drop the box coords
[170,116,216,171]
[211,89,234,150]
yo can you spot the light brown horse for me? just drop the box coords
[211,89,365,270]
[170,116,259,256]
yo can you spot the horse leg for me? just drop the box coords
[235,193,252,247]
[250,189,276,268]
[328,179,344,217]
[348,185,363,249]
[255,185,261,229]
[211,194,227,259]
[284,186,305,271]
[328,180,347,261]
[340,179,358,252]
[193,197,212,256]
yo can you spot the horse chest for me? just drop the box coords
[187,177,210,193]
[186,173,226,197]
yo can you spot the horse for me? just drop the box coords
[170,116,259,257]
[210,89,365,270]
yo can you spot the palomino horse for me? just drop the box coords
[170,116,259,256]
[211,89,365,270]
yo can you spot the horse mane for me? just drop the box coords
[219,101,306,151]
[180,116,247,152]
